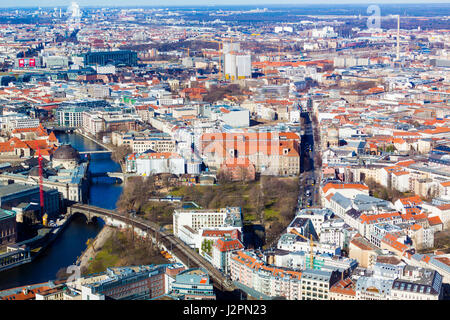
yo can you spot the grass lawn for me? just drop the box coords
[87,249,120,274]
[84,229,169,275]
[264,208,280,221]
[168,177,298,227]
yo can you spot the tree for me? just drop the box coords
[386,145,396,153]
[111,144,132,166]
[217,169,233,184]
[116,176,159,213]
[201,239,213,255]
[86,238,95,250]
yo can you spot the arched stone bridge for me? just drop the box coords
[67,203,235,292]
[88,172,136,184]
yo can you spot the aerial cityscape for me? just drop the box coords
[0,1,449,304]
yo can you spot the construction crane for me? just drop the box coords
[204,39,223,79]
[289,229,314,270]
[181,47,190,57]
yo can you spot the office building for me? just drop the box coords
[83,50,138,67]
[170,268,216,300]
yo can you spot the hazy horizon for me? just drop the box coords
[1,0,449,8]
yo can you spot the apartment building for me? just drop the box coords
[82,110,140,135]
[211,238,244,274]
[116,131,175,154]
[170,269,216,300]
[126,152,185,176]
[295,208,333,236]
[391,266,443,300]
[200,132,300,176]
[173,207,243,247]
[300,269,341,300]
[80,264,183,300]
[277,233,341,256]
[355,276,393,300]
[329,278,357,300]
[230,250,303,300]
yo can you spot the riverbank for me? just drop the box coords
[0,132,118,290]
[0,213,74,274]
[76,225,114,271]
[74,129,112,151]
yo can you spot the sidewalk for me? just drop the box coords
[76,226,114,270]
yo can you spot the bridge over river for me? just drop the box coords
[79,150,112,155]
[67,203,236,292]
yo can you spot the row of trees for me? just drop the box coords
[116,176,161,213]
[202,84,244,103]
[365,178,415,203]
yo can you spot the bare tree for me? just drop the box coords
[111,144,132,166]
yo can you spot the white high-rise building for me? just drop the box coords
[236,55,251,79]
[223,42,240,55]
[224,53,251,81]
[223,42,251,81]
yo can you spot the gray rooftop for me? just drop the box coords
[0,183,38,198]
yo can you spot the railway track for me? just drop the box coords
[70,203,235,292]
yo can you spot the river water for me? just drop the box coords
[0,133,123,290]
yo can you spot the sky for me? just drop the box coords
[0,0,449,8]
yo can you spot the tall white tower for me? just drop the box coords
[68,2,82,30]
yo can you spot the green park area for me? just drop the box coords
[113,175,299,247]
[168,176,299,226]
[84,229,168,275]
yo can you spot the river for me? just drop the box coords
[0,132,123,290]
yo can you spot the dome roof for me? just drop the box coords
[53,144,80,161]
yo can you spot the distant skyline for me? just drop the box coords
[1,0,449,8]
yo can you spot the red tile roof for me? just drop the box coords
[214,238,243,252]
[322,182,368,194]
[428,216,443,226]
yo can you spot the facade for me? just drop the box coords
[81,264,182,300]
[268,249,357,274]
[300,269,341,300]
[0,164,88,205]
[296,208,333,236]
[173,207,243,246]
[83,50,138,67]
[355,276,393,300]
[116,131,175,154]
[127,152,185,176]
[320,218,347,248]
[278,233,341,256]
[230,250,303,300]
[170,269,216,300]
[349,235,379,268]
[56,100,110,127]
[391,266,442,300]
[220,158,256,182]
[224,53,251,81]
[200,132,300,175]
[82,110,140,136]
[212,238,244,274]
[0,208,17,245]
[9,118,40,131]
